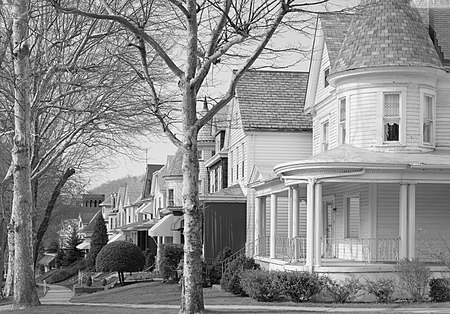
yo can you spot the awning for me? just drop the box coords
[37,254,55,266]
[148,214,183,237]
[77,242,91,250]
[108,233,125,243]
[136,202,152,214]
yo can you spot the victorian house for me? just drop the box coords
[248,0,450,277]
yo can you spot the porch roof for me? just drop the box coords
[274,145,450,175]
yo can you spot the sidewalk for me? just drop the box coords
[39,283,74,304]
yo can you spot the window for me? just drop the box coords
[383,93,400,142]
[168,189,174,206]
[345,196,360,238]
[198,149,203,160]
[423,94,434,144]
[235,148,239,180]
[241,143,245,178]
[338,98,347,145]
[321,121,329,151]
[324,68,330,88]
[215,130,225,152]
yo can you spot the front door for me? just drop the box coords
[323,199,335,258]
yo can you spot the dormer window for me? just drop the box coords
[215,130,225,153]
[338,98,347,145]
[422,92,435,145]
[383,93,400,142]
[324,68,330,88]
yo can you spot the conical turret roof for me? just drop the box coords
[332,0,443,74]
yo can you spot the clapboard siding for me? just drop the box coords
[264,196,289,236]
[416,184,450,239]
[313,97,336,155]
[349,92,377,148]
[436,88,450,147]
[406,85,421,147]
[322,183,370,239]
[377,184,399,238]
[253,132,312,165]
[315,44,334,105]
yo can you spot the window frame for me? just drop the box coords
[324,67,330,88]
[321,120,330,152]
[377,88,407,146]
[343,195,360,239]
[420,88,436,146]
[338,97,348,145]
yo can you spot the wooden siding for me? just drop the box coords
[264,196,289,237]
[405,85,421,147]
[349,92,377,148]
[315,43,333,105]
[377,184,399,238]
[436,87,450,147]
[416,184,450,239]
[322,183,370,239]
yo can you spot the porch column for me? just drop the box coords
[261,197,267,255]
[292,186,300,262]
[314,183,323,267]
[408,184,416,260]
[399,183,408,260]
[270,193,278,259]
[306,180,315,271]
[255,196,262,255]
[288,188,293,238]
[292,186,300,238]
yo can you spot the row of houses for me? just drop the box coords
[73,0,450,278]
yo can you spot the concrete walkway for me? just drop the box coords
[39,283,74,304]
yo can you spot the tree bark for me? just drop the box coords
[8,0,40,308]
[33,168,75,267]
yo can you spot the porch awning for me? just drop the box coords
[37,254,55,266]
[148,214,182,237]
[108,233,125,243]
[76,242,90,250]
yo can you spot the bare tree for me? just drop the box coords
[47,0,355,313]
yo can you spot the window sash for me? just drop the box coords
[423,95,434,144]
[322,121,329,151]
[339,98,346,144]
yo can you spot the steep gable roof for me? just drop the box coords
[235,70,312,132]
[165,148,183,177]
[320,13,352,71]
[142,164,164,199]
[332,0,443,74]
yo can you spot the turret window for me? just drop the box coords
[338,98,347,145]
[383,93,400,142]
[422,94,434,145]
[321,120,329,152]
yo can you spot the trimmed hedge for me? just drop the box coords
[241,270,282,302]
[220,255,258,295]
[159,244,183,282]
[430,278,450,302]
[277,271,323,302]
[46,259,86,284]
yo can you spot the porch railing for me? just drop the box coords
[322,237,399,263]
[274,236,307,264]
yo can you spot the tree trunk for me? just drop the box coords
[3,225,14,297]
[8,0,40,308]
[180,85,204,314]
[33,168,75,267]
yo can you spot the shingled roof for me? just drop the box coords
[320,13,352,71]
[235,70,311,132]
[332,0,443,74]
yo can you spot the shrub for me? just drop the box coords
[209,247,233,285]
[159,244,183,282]
[143,249,156,271]
[429,278,450,302]
[364,278,395,303]
[324,277,363,303]
[241,270,282,302]
[46,259,86,284]
[86,213,108,269]
[277,271,324,302]
[96,241,145,285]
[220,254,259,295]
[86,276,92,287]
[395,258,431,302]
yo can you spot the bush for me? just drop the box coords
[324,277,363,303]
[364,278,395,303]
[46,259,86,284]
[209,247,233,285]
[159,244,183,282]
[429,278,450,302]
[220,254,259,295]
[395,258,431,302]
[86,276,92,287]
[241,270,282,302]
[277,271,324,302]
[143,249,156,271]
[96,241,145,285]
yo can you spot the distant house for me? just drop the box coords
[247,0,450,278]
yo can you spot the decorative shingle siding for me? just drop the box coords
[429,8,450,61]
[236,71,312,132]
[436,87,450,147]
[333,0,443,74]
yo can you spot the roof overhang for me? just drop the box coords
[204,151,228,168]
[148,214,183,237]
